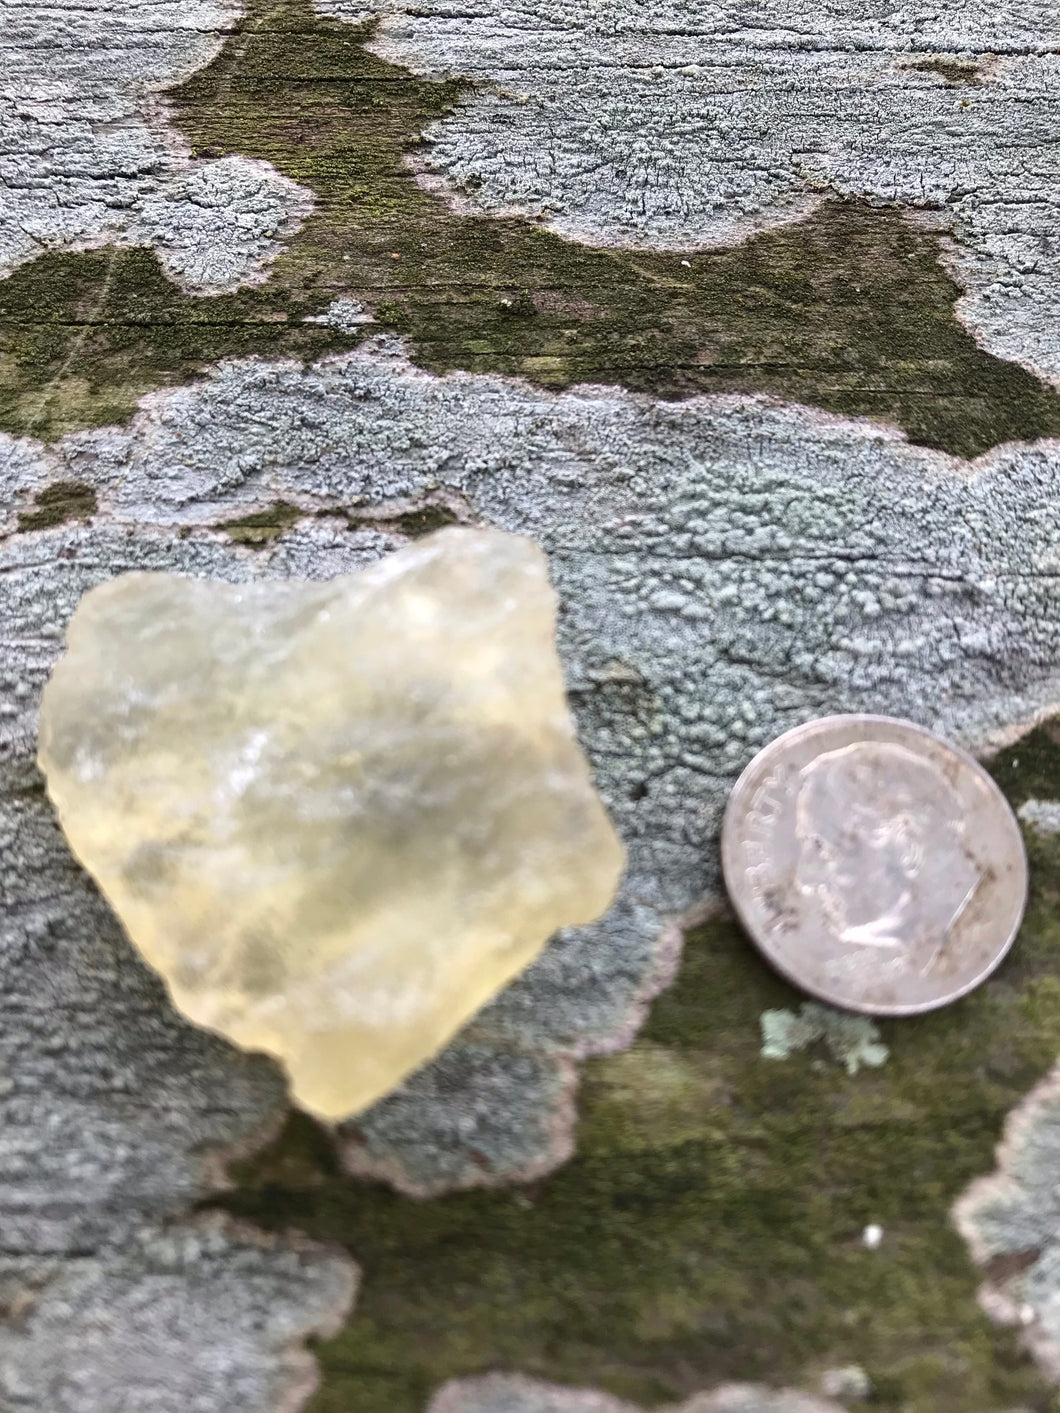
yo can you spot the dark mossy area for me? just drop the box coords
[214,499,465,544]
[214,725,1060,1413]
[363,504,464,538]
[0,243,352,441]
[908,58,983,85]
[16,479,97,531]
[2,0,1060,455]
[216,500,305,545]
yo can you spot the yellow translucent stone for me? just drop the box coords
[38,529,624,1120]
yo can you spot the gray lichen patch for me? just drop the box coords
[956,1059,1060,1382]
[817,1367,872,1402]
[337,1042,580,1198]
[759,1005,889,1076]
[5,341,1060,1195]
[308,298,376,333]
[427,1374,845,1413]
[0,1214,356,1413]
[313,0,1060,391]
[0,0,313,293]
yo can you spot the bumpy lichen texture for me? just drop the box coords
[37,528,625,1121]
[1019,799,1060,835]
[0,1215,356,1413]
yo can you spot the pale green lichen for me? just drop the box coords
[760,1004,890,1075]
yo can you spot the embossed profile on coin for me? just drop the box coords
[722,717,1028,1015]
[793,742,979,972]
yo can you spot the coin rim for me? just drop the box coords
[720,714,1029,1017]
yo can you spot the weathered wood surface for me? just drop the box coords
[3,1,1060,1410]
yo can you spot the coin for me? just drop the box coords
[721,715,1028,1015]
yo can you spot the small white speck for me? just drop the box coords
[862,1223,884,1249]
[1020,1302,1036,1325]
[680,259,691,267]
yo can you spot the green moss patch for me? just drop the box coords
[909,59,982,85]
[214,724,1060,1413]
[1,0,1058,457]
[16,480,98,531]
[215,500,305,545]
[0,244,351,441]
[346,504,465,538]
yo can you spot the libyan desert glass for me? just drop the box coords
[38,527,625,1120]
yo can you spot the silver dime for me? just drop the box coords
[721,715,1028,1016]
